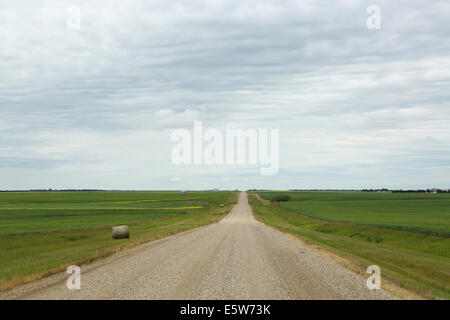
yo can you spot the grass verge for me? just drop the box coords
[248,193,450,300]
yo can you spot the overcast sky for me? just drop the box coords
[1,0,449,190]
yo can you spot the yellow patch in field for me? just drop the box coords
[97,198,198,204]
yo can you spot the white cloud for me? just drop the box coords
[1,0,449,190]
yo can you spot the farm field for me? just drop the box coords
[261,191,450,237]
[249,191,450,299]
[0,191,237,291]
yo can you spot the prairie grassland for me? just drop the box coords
[249,191,450,299]
[0,191,237,291]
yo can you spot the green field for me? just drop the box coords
[250,191,450,299]
[265,191,450,237]
[0,191,237,291]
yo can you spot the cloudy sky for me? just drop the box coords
[1,0,449,190]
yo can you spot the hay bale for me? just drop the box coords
[220,203,224,207]
[112,225,129,239]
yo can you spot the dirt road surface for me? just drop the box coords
[1,192,394,300]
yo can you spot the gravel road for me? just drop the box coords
[1,192,395,300]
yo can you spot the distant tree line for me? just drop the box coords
[362,189,450,193]
[247,188,450,193]
[391,189,450,193]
